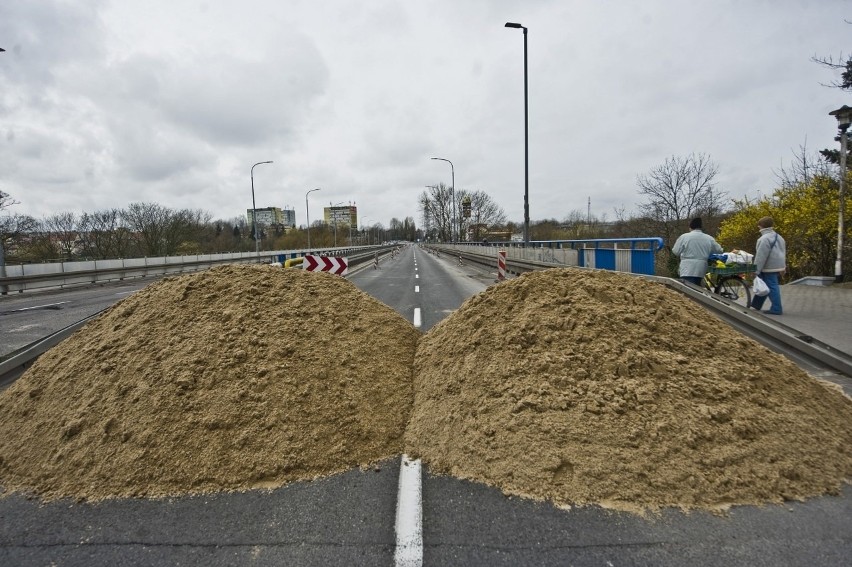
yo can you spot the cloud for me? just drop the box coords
[1,0,849,228]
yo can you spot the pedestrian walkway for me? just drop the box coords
[768,284,852,357]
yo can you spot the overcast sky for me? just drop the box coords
[1,0,849,229]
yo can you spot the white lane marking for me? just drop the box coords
[394,455,423,567]
[7,324,39,333]
[415,274,419,279]
[415,286,420,293]
[413,308,422,328]
[14,301,69,311]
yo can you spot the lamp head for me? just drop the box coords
[830,105,852,131]
[505,22,523,28]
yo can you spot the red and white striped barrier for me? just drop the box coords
[497,250,507,281]
[303,255,348,276]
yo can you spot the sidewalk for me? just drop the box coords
[768,285,852,357]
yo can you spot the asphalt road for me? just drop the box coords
[0,279,154,358]
[0,246,850,566]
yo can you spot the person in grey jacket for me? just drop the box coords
[750,216,787,315]
[672,217,723,286]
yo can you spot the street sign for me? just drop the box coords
[303,254,348,276]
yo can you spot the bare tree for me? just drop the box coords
[812,19,852,92]
[813,53,852,90]
[561,209,609,239]
[636,153,727,248]
[457,190,507,241]
[123,202,170,256]
[42,212,80,259]
[1,191,37,266]
[78,209,135,259]
[419,184,453,242]
[775,141,834,189]
[0,191,18,212]
[165,208,212,255]
[0,212,38,262]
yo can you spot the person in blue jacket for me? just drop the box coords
[750,216,787,315]
[672,217,723,286]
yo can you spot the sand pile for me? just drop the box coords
[0,264,420,501]
[405,268,852,511]
[1,263,850,511]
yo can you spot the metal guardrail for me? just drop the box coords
[0,314,100,388]
[652,276,852,378]
[0,245,391,294]
[2,244,850,387]
[425,244,852,378]
[0,245,398,384]
[427,244,578,275]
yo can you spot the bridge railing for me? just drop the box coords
[449,238,665,276]
[0,245,390,294]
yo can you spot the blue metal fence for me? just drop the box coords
[497,238,665,275]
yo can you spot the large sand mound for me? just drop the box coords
[1,263,850,512]
[0,265,420,501]
[405,268,852,511]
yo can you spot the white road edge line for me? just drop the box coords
[413,308,422,328]
[394,455,423,567]
[15,301,69,311]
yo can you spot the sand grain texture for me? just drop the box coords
[405,268,852,511]
[0,265,419,501]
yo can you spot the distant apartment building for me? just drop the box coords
[281,209,297,228]
[323,205,358,228]
[246,207,297,229]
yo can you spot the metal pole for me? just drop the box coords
[505,23,530,244]
[451,165,456,241]
[250,161,273,256]
[305,188,321,250]
[522,26,530,245]
[0,49,5,294]
[837,126,848,283]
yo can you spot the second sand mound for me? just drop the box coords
[0,264,420,501]
[405,268,852,511]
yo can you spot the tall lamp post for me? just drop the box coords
[250,161,273,256]
[305,188,321,250]
[830,105,852,283]
[504,22,530,244]
[0,48,6,294]
[430,157,455,241]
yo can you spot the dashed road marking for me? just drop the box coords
[394,455,423,567]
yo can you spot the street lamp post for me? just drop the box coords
[505,22,530,244]
[430,158,455,241]
[305,188,321,250]
[830,105,852,283]
[0,49,7,293]
[250,161,273,256]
